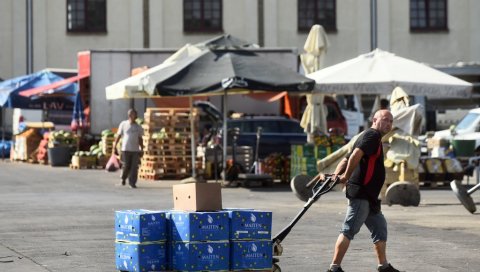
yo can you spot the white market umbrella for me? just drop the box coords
[299,25,330,137]
[308,48,473,98]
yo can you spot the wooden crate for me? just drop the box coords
[70,155,97,169]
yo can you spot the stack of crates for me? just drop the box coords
[290,143,331,179]
[114,210,168,271]
[140,108,202,180]
[101,134,115,157]
[169,211,230,271]
[227,209,273,271]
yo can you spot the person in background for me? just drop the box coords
[326,109,401,272]
[200,124,213,147]
[112,109,144,188]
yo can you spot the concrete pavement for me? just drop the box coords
[0,160,479,271]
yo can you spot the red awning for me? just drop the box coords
[19,73,89,97]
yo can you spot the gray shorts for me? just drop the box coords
[341,198,387,243]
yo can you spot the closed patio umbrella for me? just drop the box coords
[299,25,330,138]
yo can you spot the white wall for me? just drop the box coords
[1,0,479,78]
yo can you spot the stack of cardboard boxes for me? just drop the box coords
[114,183,273,271]
[115,210,168,271]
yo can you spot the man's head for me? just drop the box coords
[128,109,137,122]
[371,109,393,136]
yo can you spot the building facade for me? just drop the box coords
[1,0,479,78]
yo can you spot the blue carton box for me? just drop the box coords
[172,241,229,271]
[170,211,229,242]
[115,209,167,243]
[230,240,273,271]
[227,209,272,240]
[115,241,167,272]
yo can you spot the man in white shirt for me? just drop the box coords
[113,109,144,188]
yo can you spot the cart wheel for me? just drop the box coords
[272,263,281,272]
[290,174,314,202]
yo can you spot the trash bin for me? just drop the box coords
[451,139,476,157]
[48,146,72,166]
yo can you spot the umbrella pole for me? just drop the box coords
[190,96,196,178]
[223,91,228,182]
[1,107,4,160]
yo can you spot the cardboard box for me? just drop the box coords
[115,241,167,272]
[173,183,222,211]
[172,241,229,272]
[230,240,273,271]
[115,209,167,243]
[227,209,272,240]
[170,211,229,242]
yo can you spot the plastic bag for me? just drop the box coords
[105,154,121,172]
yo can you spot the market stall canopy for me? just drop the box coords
[0,69,77,110]
[308,48,473,98]
[19,51,90,98]
[106,34,258,100]
[148,49,314,96]
[105,44,203,99]
[196,34,259,50]
[106,34,313,99]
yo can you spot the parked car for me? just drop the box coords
[431,107,480,154]
[227,116,307,158]
[323,96,348,136]
[194,97,349,158]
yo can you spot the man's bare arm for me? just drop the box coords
[339,147,364,184]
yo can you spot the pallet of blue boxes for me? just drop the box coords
[115,183,273,271]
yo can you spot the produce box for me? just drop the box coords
[171,241,229,272]
[230,240,273,271]
[169,211,229,242]
[70,155,96,169]
[115,241,167,272]
[115,210,167,243]
[227,209,272,240]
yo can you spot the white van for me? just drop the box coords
[433,108,480,152]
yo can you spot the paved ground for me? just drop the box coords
[0,160,479,272]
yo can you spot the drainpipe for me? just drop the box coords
[370,0,377,50]
[257,0,264,47]
[26,0,33,74]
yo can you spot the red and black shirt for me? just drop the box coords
[347,128,385,200]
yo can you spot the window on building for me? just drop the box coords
[184,0,223,33]
[67,0,107,33]
[410,0,447,31]
[298,0,336,32]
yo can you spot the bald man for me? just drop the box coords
[326,110,402,272]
